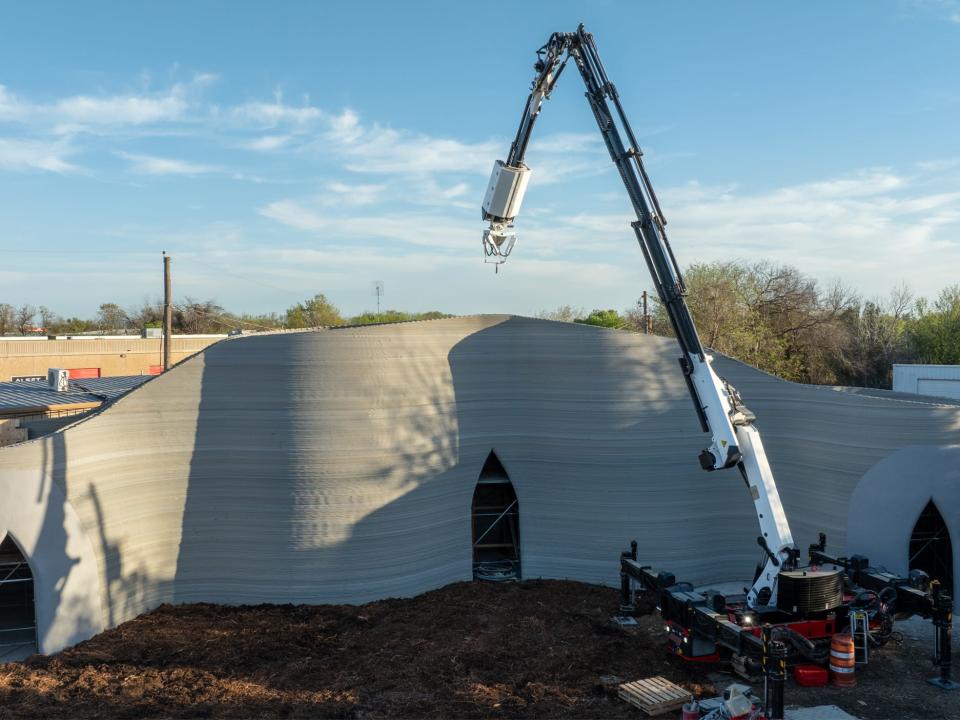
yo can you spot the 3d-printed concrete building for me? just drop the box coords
[1,316,958,656]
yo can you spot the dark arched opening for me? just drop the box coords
[0,535,37,659]
[910,500,953,598]
[472,451,520,581]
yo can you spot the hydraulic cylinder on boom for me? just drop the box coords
[481,24,795,608]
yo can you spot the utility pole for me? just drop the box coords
[163,252,172,371]
[373,280,384,321]
[641,291,650,334]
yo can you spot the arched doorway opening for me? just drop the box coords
[0,534,37,659]
[471,451,520,581]
[909,500,953,598]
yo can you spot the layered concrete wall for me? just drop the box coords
[0,316,958,653]
[847,446,960,589]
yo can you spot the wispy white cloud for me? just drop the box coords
[324,110,501,175]
[55,93,186,126]
[117,151,220,176]
[5,68,959,313]
[322,181,385,206]
[0,74,213,131]
[230,101,611,189]
[916,157,960,172]
[259,199,474,248]
[243,134,293,151]
[907,0,960,23]
[256,160,960,298]
[325,108,363,143]
[0,79,608,195]
[405,177,473,208]
[0,137,77,172]
[522,166,960,295]
[0,86,28,121]
[229,90,323,127]
[325,122,606,183]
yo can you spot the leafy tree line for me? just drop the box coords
[0,295,451,337]
[539,260,960,389]
[7,262,956,390]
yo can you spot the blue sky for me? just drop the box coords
[1,1,958,319]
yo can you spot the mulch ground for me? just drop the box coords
[0,579,956,719]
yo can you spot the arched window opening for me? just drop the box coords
[472,451,520,581]
[0,535,37,659]
[910,501,953,598]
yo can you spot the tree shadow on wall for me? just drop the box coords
[19,431,100,656]
[167,317,712,617]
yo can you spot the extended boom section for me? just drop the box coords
[480,24,794,605]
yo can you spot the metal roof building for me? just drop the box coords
[893,364,960,401]
[0,376,152,422]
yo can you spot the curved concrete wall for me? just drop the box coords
[0,467,102,654]
[847,445,960,590]
[1,315,958,653]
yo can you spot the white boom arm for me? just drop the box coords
[482,25,796,607]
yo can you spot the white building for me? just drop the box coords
[893,364,960,400]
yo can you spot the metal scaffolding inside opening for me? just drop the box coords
[0,535,37,659]
[472,451,520,581]
[910,500,953,598]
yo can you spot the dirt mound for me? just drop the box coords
[0,580,711,718]
[3,579,955,718]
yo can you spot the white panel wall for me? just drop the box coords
[893,364,960,400]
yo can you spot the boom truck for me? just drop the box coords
[481,23,957,704]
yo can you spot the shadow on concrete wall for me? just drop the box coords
[86,482,171,631]
[172,327,466,606]
[33,431,100,653]
[169,318,700,608]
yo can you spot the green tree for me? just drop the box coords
[238,312,284,331]
[15,304,36,334]
[97,302,130,332]
[55,317,95,334]
[285,294,343,328]
[908,285,960,364]
[124,300,161,332]
[574,309,624,329]
[347,309,453,325]
[350,309,414,325]
[834,285,912,388]
[537,305,587,323]
[39,306,59,333]
[0,303,14,335]
[650,261,855,384]
[176,298,229,334]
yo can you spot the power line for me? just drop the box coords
[170,303,284,332]
[0,248,153,256]
[0,249,310,299]
[182,256,308,300]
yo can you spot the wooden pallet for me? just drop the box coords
[617,676,692,716]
